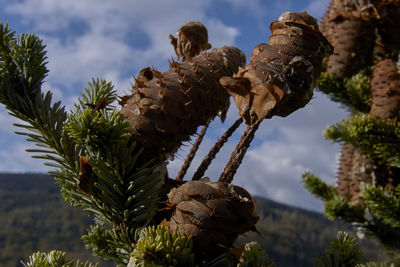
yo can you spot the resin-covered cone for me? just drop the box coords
[168,180,259,259]
[337,143,374,205]
[326,18,375,79]
[320,0,375,79]
[370,59,400,120]
[220,12,332,125]
[374,3,400,60]
[121,46,245,157]
[337,143,400,205]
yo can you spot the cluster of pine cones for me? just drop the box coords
[120,12,331,260]
[321,0,400,205]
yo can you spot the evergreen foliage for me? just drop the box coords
[21,251,97,267]
[128,225,195,267]
[314,231,362,267]
[0,21,165,265]
[236,242,274,267]
[302,172,337,201]
[324,114,400,167]
[317,69,372,113]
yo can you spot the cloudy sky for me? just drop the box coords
[0,0,348,212]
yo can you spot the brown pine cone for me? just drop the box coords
[320,0,376,79]
[326,18,375,79]
[220,12,332,125]
[370,58,400,119]
[373,2,400,60]
[169,21,212,61]
[337,143,374,205]
[121,46,246,158]
[168,180,259,259]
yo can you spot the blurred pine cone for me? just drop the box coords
[370,58,400,119]
[321,0,376,79]
[337,143,374,205]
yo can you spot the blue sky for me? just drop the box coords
[0,0,348,212]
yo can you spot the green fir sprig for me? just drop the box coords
[128,225,196,267]
[324,114,400,168]
[317,69,371,114]
[0,23,165,265]
[22,250,97,267]
[314,231,362,267]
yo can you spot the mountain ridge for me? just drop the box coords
[0,173,386,266]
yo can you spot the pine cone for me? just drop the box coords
[337,142,400,205]
[337,143,374,205]
[121,46,246,158]
[169,21,212,61]
[321,0,378,39]
[370,59,400,120]
[321,1,375,79]
[373,2,400,60]
[220,12,332,125]
[168,180,259,259]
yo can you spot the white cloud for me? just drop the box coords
[205,19,240,47]
[5,0,241,92]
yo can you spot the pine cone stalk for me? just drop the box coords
[192,118,243,181]
[176,121,210,182]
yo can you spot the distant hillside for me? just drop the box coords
[0,173,113,267]
[238,197,387,266]
[0,173,387,267]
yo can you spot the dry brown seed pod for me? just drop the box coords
[168,180,259,259]
[221,12,332,125]
[121,46,246,158]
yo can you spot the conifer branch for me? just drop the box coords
[0,24,165,264]
[22,250,98,267]
[324,114,400,168]
[314,231,362,267]
[317,69,372,113]
[302,172,337,201]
